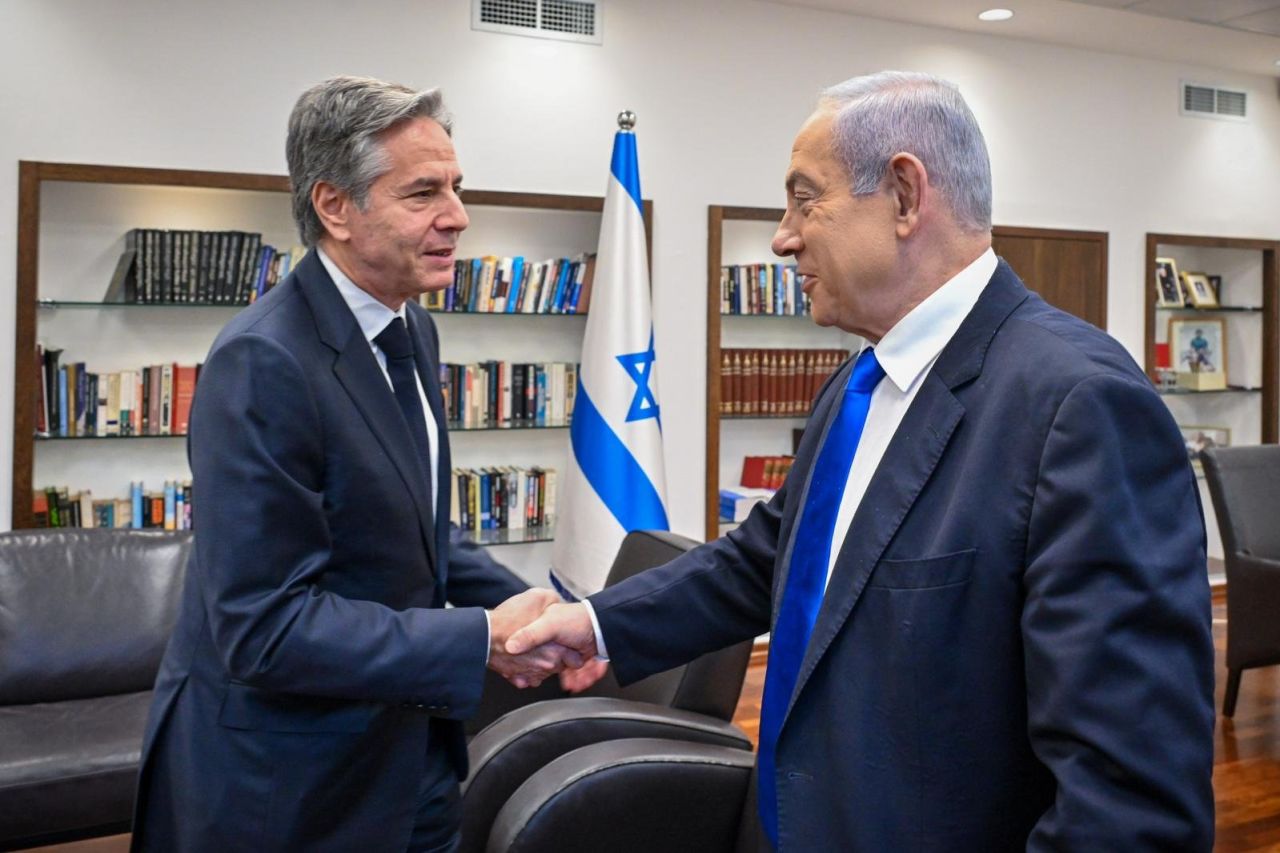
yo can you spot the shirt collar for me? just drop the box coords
[872,248,997,394]
[316,246,406,344]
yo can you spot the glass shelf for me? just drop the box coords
[38,299,242,309]
[1156,385,1262,396]
[37,299,588,318]
[448,420,569,431]
[36,432,186,441]
[722,413,809,420]
[38,421,570,439]
[720,312,813,320]
[459,525,555,546]
[1155,305,1262,313]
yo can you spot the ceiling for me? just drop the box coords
[765,0,1280,76]
[1066,1,1280,37]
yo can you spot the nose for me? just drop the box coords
[440,190,469,233]
[772,212,800,257]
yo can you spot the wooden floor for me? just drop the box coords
[25,597,1280,852]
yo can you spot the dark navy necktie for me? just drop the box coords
[757,347,885,847]
[373,316,433,513]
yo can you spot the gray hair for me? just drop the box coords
[286,76,453,246]
[820,71,992,233]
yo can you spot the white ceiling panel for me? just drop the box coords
[1129,0,1280,25]
[1226,7,1280,35]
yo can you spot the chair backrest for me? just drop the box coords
[0,529,192,704]
[1202,446,1280,559]
[486,738,754,853]
[578,530,754,721]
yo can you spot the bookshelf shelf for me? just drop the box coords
[1156,385,1263,396]
[1155,305,1263,314]
[14,161,652,544]
[461,525,556,547]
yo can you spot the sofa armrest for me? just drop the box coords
[461,698,751,853]
[487,738,754,853]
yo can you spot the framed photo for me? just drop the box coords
[1182,271,1218,308]
[1168,317,1227,387]
[1207,274,1223,303]
[1155,257,1184,307]
[1179,425,1230,473]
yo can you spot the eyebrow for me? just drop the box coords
[785,171,817,194]
[401,175,464,193]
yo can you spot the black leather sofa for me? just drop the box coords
[0,529,192,850]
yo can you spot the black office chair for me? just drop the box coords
[460,530,757,853]
[485,738,762,853]
[1202,446,1280,716]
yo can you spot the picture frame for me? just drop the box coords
[1178,424,1230,474]
[1182,271,1218,308]
[1168,317,1227,390]
[1207,274,1223,303]
[1155,257,1184,307]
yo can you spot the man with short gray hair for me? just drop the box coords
[131,76,582,852]
[507,71,1215,850]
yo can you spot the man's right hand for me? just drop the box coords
[487,589,582,688]
[505,602,598,668]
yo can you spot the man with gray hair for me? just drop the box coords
[507,71,1215,850]
[131,76,582,852]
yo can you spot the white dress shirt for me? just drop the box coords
[318,248,440,517]
[584,248,997,658]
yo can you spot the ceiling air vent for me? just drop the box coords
[1181,81,1248,121]
[474,0,602,45]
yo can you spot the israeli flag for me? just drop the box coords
[551,114,669,599]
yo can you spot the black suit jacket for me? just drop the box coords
[131,251,527,851]
[591,261,1215,850]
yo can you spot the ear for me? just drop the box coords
[311,181,353,243]
[886,153,927,238]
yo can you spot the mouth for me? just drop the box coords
[424,248,455,262]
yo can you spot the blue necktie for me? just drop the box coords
[374,317,434,516]
[757,347,885,847]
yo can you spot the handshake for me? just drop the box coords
[487,589,608,692]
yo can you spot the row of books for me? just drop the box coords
[106,228,305,305]
[37,346,199,437]
[441,362,578,427]
[420,255,595,314]
[719,348,847,416]
[33,481,193,530]
[451,467,557,533]
[719,263,807,316]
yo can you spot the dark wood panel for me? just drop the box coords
[992,226,1108,330]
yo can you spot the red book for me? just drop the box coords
[172,365,198,434]
[741,456,768,488]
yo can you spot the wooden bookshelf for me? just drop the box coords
[1143,232,1279,444]
[12,161,651,530]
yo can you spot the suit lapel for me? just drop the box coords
[294,251,440,574]
[780,259,1031,721]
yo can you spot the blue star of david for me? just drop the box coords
[616,333,661,425]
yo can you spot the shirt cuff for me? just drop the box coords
[484,609,491,665]
[581,599,610,661]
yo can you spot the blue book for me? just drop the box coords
[58,368,68,437]
[468,258,483,312]
[550,260,572,314]
[479,471,492,529]
[507,256,525,313]
[535,367,547,425]
[164,481,176,530]
[131,481,143,529]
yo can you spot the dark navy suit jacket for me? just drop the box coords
[590,261,1215,851]
[131,251,527,851]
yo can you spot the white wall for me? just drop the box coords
[3,0,1279,547]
